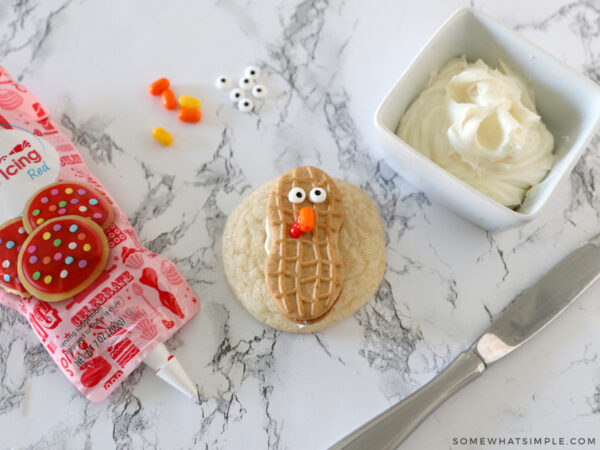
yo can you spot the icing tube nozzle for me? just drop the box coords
[143,343,197,399]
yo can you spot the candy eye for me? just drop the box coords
[238,98,254,113]
[216,76,232,90]
[309,188,327,203]
[288,187,306,203]
[229,88,245,102]
[244,66,261,79]
[252,84,268,99]
[239,77,255,90]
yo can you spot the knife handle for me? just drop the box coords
[329,350,486,450]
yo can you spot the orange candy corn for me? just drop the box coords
[149,78,170,95]
[178,108,201,123]
[297,207,315,232]
[161,89,177,110]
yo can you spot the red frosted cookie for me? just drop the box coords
[18,216,109,302]
[23,181,114,234]
[0,217,31,297]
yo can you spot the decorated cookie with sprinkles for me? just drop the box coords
[22,181,114,234]
[18,216,109,302]
[0,218,31,297]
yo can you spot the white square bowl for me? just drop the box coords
[374,7,600,231]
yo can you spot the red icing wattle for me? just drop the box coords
[289,220,302,238]
[20,217,107,296]
[0,218,30,296]
[25,181,113,232]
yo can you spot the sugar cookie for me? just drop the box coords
[0,217,31,297]
[22,181,114,233]
[18,216,109,302]
[223,171,385,333]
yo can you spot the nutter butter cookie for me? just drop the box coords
[223,166,386,333]
[22,181,114,233]
[18,215,109,302]
[265,166,345,323]
[0,217,31,297]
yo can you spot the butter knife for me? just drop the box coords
[330,234,600,450]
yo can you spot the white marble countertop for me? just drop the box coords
[1,0,600,449]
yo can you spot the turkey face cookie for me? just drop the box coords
[18,216,109,302]
[223,169,385,333]
[265,166,344,324]
[0,217,31,297]
[22,181,114,233]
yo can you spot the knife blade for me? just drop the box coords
[329,234,600,450]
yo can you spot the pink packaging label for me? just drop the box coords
[0,67,200,402]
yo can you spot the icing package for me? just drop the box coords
[0,67,200,402]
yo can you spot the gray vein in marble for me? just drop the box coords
[388,255,458,308]
[193,302,280,449]
[268,0,330,106]
[193,127,251,196]
[566,134,600,224]
[479,231,509,283]
[0,305,56,416]
[591,384,600,414]
[323,91,367,170]
[109,368,155,450]
[482,302,494,323]
[266,0,355,125]
[561,343,598,373]
[314,334,346,366]
[20,0,74,80]
[0,0,75,81]
[354,279,424,400]
[61,114,126,165]
[510,224,548,255]
[169,127,251,287]
[129,162,176,231]
[514,1,600,83]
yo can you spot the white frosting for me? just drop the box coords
[264,218,271,254]
[396,57,555,208]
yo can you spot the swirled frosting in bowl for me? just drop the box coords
[396,57,555,208]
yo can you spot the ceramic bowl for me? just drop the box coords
[374,7,600,230]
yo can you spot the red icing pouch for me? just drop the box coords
[0,67,200,402]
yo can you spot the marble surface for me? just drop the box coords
[1,0,600,448]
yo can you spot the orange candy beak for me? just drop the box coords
[289,207,315,238]
[297,207,315,232]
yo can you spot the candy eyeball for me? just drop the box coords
[216,76,232,90]
[244,65,261,79]
[309,187,327,203]
[237,98,254,113]
[252,84,268,99]
[230,88,245,102]
[288,187,306,203]
[239,77,255,90]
